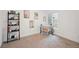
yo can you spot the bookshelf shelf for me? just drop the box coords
[7,10,20,43]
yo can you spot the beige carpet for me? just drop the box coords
[2,34,79,48]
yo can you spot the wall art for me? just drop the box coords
[34,12,38,20]
[29,20,34,28]
[24,10,30,18]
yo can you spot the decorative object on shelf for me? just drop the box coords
[24,10,30,18]
[7,10,20,43]
[14,15,18,20]
[29,20,34,28]
[9,20,19,26]
[11,35,15,39]
[9,14,14,20]
[34,12,38,20]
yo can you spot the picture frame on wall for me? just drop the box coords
[29,20,34,28]
[34,12,38,20]
[24,10,30,18]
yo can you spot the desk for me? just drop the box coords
[40,26,54,34]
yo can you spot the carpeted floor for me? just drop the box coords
[2,34,79,48]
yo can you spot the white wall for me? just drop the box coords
[0,12,2,47]
[19,10,48,37]
[2,10,7,42]
[0,22,2,47]
[0,11,5,47]
[55,10,79,43]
